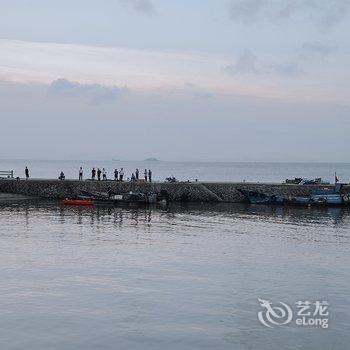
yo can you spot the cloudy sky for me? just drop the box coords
[0,0,349,161]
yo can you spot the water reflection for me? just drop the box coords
[1,201,350,241]
[2,200,350,227]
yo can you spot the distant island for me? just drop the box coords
[144,158,159,161]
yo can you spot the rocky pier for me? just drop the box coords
[0,179,346,203]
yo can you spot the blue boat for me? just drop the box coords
[288,184,348,206]
[238,184,350,206]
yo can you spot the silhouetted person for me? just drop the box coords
[144,169,147,182]
[59,171,65,180]
[97,168,101,181]
[131,173,136,182]
[135,168,139,180]
[25,166,29,180]
[92,168,96,180]
[79,167,83,180]
[119,168,124,181]
[148,169,152,183]
[102,168,107,180]
[114,169,118,181]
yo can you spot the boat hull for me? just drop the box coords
[63,199,95,206]
[238,188,350,207]
[77,191,159,205]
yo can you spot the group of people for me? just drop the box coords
[129,168,152,182]
[85,167,152,182]
[23,166,153,182]
[25,166,67,181]
[90,167,109,181]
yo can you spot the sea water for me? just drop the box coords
[0,201,349,349]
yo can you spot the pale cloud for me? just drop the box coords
[119,0,155,14]
[0,39,228,92]
[48,79,127,104]
[224,51,301,78]
[269,62,301,77]
[192,91,215,100]
[229,0,265,22]
[0,39,349,105]
[224,50,259,74]
[300,41,336,60]
[0,39,282,100]
[229,0,350,27]
[223,42,334,80]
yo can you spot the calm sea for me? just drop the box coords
[1,161,350,349]
[0,202,349,349]
[1,159,350,182]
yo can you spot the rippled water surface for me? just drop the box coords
[0,202,349,349]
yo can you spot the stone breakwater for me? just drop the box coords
[1,179,348,203]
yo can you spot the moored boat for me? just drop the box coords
[238,184,350,206]
[285,177,330,185]
[237,189,284,204]
[77,190,158,205]
[63,199,95,206]
[287,184,349,206]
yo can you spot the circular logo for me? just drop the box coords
[258,298,293,328]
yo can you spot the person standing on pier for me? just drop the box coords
[102,168,107,181]
[91,168,96,180]
[148,169,152,183]
[119,168,124,181]
[114,169,118,181]
[97,168,101,181]
[135,168,139,181]
[144,169,147,182]
[79,167,83,180]
[25,166,29,180]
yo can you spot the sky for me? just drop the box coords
[0,0,349,162]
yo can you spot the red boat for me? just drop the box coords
[62,199,95,206]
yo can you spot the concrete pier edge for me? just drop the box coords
[1,179,348,203]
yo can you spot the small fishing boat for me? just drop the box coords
[62,199,95,206]
[77,190,158,205]
[299,178,330,185]
[237,190,284,204]
[238,184,350,206]
[285,177,330,185]
[288,184,349,206]
[108,192,158,204]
